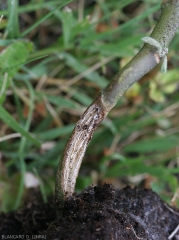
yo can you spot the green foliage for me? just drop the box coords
[0,105,40,146]
[6,0,19,38]
[0,41,33,76]
[0,0,179,212]
[149,69,179,102]
[60,6,75,48]
[0,40,34,103]
[124,135,178,153]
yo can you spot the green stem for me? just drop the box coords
[101,0,179,111]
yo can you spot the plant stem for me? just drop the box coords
[55,0,179,216]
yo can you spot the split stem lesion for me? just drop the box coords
[55,97,105,211]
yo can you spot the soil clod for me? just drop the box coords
[1,185,179,240]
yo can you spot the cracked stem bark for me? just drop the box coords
[55,0,179,215]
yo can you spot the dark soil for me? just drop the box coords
[0,184,179,240]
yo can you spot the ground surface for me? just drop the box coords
[0,184,179,240]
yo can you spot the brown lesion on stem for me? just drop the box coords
[55,95,107,212]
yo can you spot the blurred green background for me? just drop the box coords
[0,0,179,212]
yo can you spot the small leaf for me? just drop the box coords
[0,40,34,104]
[0,40,34,76]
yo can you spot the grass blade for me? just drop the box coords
[13,81,35,209]
[20,0,73,37]
[6,0,19,38]
[0,105,40,147]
